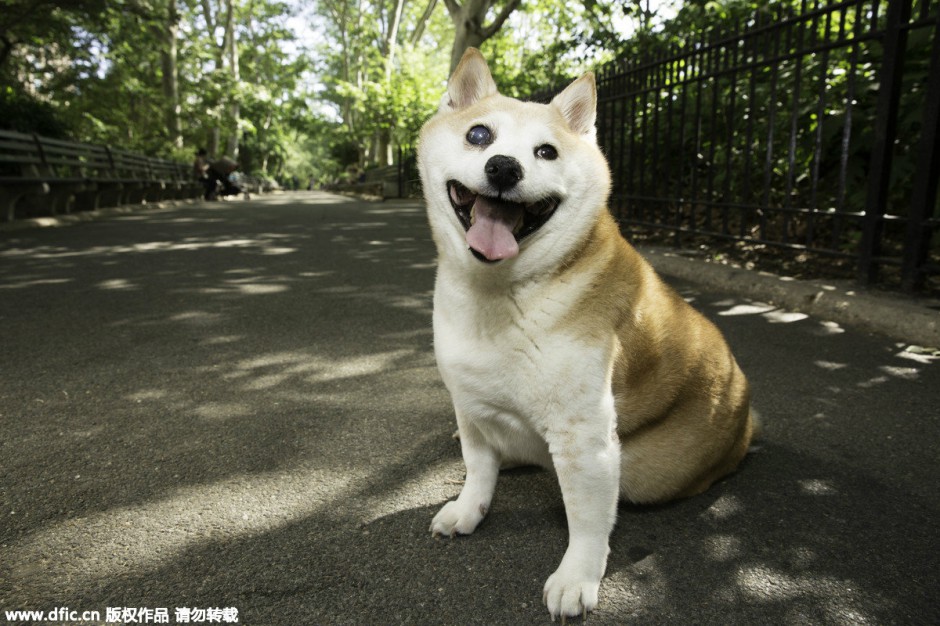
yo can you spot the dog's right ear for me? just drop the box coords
[551,72,598,139]
[442,48,498,111]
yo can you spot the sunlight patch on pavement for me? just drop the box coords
[857,376,889,389]
[231,283,289,295]
[361,461,470,526]
[3,468,362,598]
[736,565,874,624]
[701,494,744,521]
[716,303,777,317]
[877,365,921,380]
[814,360,848,371]
[169,310,224,324]
[813,320,845,335]
[200,334,243,345]
[761,310,809,324]
[0,277,73,290]
[97,278,138,290]
[703,534,744,561]
[0,236,298,261]
[4,455,460,600]
[895,345,940,364]
[797,479,838,496]
[192,401,253,421]
[126,389,170,402]
[600,559,664,616]
[712,299,812,324]
[258,246,297,255]
[231,349,417,390]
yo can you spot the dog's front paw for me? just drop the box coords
[430,499,488,538]
[542,566,600,622]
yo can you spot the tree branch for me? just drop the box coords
[0,34,13,70]
[481,0,521,39]
[201,0,215,32]
[442,0,461,18]
[409,0,438,45]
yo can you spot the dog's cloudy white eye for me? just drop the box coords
[466,125,493,146]
[535,144,558,160]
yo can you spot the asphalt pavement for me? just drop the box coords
[1,192,937,625]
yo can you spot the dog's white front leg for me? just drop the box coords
[430,417,499,537]
[543,423,620,620]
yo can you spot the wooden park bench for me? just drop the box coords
[0,131,92,221]
[0,130,204,222]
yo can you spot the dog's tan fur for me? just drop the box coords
[567,213,755,503]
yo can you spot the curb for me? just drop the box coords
[0,199,199,232]
[0,192,295,233]
[640,246,940,348]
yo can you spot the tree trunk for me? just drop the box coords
[449,20,486,72]
[444,0,522,72]
[200,0,232,158]
[385,0,406,82]
[158,0,183,150]
[210,127,220,157]
[223,0,240,158]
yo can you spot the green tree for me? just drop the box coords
[316,0,451,169]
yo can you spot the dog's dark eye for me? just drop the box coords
[466,125,493,146]
[535,144,558,160]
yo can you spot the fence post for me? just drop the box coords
[900,15,940,292]
[857,0,913,285]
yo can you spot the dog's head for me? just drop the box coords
[418,49,611,275]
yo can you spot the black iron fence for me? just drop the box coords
[595,0,939,292]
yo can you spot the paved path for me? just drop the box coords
[1,192,937,625]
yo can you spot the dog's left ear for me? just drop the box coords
[443,48,498,111]
[551,73,597,139]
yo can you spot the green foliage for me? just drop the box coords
[0,87,71,137]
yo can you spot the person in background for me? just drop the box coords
[193,148,212,199]
[206,156,240,200]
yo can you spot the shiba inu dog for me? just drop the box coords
[418,48,757,621]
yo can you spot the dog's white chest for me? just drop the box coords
[436,305,558,412]
[433,274,614,463]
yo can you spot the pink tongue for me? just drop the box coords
[466,197,522,261]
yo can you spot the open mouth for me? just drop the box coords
[447,180,560,263]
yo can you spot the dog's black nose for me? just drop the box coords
[485,155,523,192]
